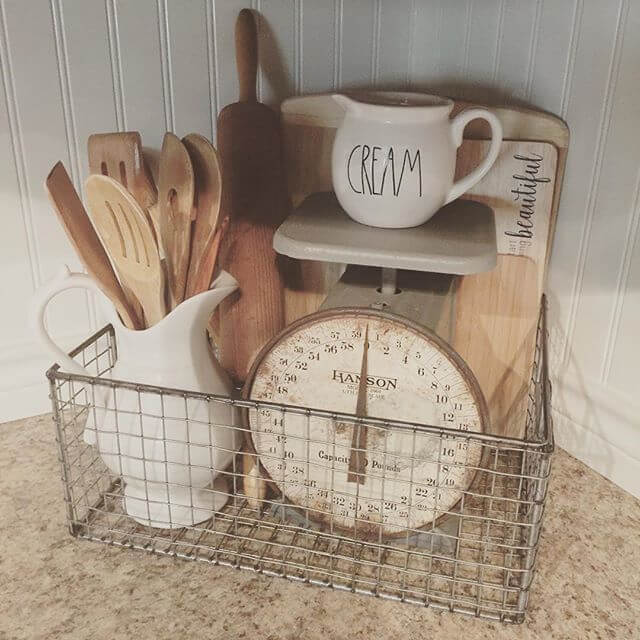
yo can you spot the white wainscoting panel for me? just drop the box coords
[0,0,638,497]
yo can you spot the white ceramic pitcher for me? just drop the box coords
[331,92,502,228]
[31,266,241,528]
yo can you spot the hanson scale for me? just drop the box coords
[244,192,497,540]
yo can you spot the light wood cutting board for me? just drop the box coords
[453,140,557,437]
[279,94,569,439]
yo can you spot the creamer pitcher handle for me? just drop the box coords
[29,265,104,376]
[445,108,502,204]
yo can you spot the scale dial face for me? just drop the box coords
[246,308,488,537]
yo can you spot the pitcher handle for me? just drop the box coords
[445,108,503,204]
[29,265,104,376]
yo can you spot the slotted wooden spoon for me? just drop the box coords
[45,162,142,330]
[157,132,195,309]
[85,174,166,327]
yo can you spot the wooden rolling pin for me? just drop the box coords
[216,9,288,507]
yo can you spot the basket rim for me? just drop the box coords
[45,304,554,454]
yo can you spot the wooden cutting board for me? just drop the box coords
[279,94,569,438]
[453,140,557,437]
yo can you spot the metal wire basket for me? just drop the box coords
[47,303,553,624]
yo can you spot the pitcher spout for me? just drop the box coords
[333,93,359,114]
[105,269,238,349]
[202,269,239,312]
[178,269,239,332]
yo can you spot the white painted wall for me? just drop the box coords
[1,0,638,497]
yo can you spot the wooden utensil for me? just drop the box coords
[217,8,287,384]
[85,174,166,327]
[157,132,195,309]
[217,9,288,507]
[45,162,142,330]
[182,133,223,299]
[186,215,229,297]
[88,131,160,314]
[88,131,157,210]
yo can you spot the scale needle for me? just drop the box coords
[347,325,369,484]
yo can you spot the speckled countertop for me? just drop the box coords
[1,413,639,639]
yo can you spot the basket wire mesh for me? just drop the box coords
[47,302,553,624]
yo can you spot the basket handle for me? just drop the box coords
[29,265,104,376]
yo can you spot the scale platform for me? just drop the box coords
[274,192,497,341]
[274,192,497,276]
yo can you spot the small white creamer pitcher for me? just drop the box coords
[331,92,502,228]
[30,267,241,528]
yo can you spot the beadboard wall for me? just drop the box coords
[1,0,639,497]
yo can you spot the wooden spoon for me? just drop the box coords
[182,133,223,299]
[157,132,195,309]
[85,174,166,327]
[45,162,142,330]
[187,215,229,297]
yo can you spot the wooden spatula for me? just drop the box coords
[217,8,287,384]
[182,133,223,299]
[157,132,195,310]
[85,174,166,327]
[88,131,159,321]
[88,131,157,210]
[45,162,142,330]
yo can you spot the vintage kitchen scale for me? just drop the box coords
[244,194,498,538]
[241,92,567,545]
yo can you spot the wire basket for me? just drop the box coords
[47,302,553,624]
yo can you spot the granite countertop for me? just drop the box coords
[1,413,638,639]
